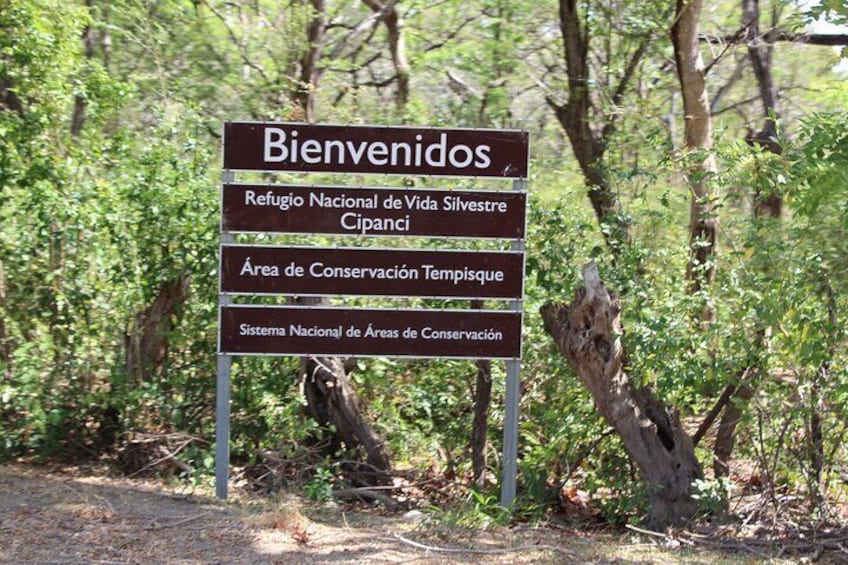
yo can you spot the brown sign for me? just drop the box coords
[219,306,522,359]
[222,184,526,238]
[220,245,523,299]
[223,122,529,178]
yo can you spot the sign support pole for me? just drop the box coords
[501,358,520,507]
[501,177,527,508]
[215,350,231,499]
[216,170,235,500]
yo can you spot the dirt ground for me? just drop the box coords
[0,464,822,564]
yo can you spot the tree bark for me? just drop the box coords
[713,378,754,478]
[71,0,95,137]
[541,263,702,529]
[0,76,25,117]
[805,278,838,506]
[742,0,783,217]
[0,259,9,366]
[301,354,392,485]
[712,0,784,480]
[549,0,639,255]
[702,31,848,47]
[671,0,718,303]
[361,0,410,113]
[713,0,788,480]
[470,300,492,488]
[287,2,390,483]
[294,0,326,123]
[471,357,492,488]
[125,275,191,382]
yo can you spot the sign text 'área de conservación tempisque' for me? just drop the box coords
[220,245,524,299]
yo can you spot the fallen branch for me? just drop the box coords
[391,533,575,557]
[332,487,399,510]
[127,438,195,478]
[625,524,695,546]
[625,524,670,539]
[145,511,212,531]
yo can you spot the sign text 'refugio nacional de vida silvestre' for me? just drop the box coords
[223,185,526,238]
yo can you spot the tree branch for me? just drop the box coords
[202,0,271,85]
[702,31,848,46]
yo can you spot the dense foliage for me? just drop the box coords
[1,0,847,525]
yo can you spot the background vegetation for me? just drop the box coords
[1,0,847,527]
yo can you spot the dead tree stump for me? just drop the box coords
[540,263,702,529]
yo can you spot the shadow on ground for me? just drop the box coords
[3,464,827,564]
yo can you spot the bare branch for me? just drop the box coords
[202,0,271,85]
[709,54,749,114]
[702,30,848,46]
[422,13,481,52]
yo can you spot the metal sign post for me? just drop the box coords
[216,170,234,500]
[215,347,231,500]
[500,177,527,508]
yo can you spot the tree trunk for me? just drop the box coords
[361,0,410,113]
[713,0,785,480]
[713,378,754,478]
[471,357,492,488]
[301,354,392,485]
[295,296,391,485]
[125,275,191,382]
[470,300,492,488]
[294,0,326,123]
[806,279,838,507]
[743,0,783,218]
[0,75,25,117]
[0,259,9,366]
[287,2,389,483]
[70,0,95,137]
[541,263,702,529]
[671,0,718,303]
[550,0,633,254]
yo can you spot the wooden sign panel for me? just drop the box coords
[223,122,529,178]
[219,306,522,359]
[221,245,524,299]
[222,184,526,238]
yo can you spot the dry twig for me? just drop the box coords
[390,533,576,557]
[145,511,212,531]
